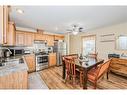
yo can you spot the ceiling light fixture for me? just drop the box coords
[66,24,84,35]
[16,9,24,14]
[72,31,78,35]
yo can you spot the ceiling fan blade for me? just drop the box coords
[79,27,83,30]
[79,27,83,32]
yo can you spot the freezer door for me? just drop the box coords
[58,42,66,51]
[55,41,67,66]
[56,51,67,66]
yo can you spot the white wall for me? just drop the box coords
[64,33,70,55]
[69,22,127,60]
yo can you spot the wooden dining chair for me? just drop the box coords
[62,54,78,80]
[87,59,111,89]
[62,54,85,86]
[64,58,76,85]
[62,54,78,64]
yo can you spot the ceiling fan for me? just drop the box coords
[66,24,84,35]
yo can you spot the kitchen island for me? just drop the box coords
[0,56,28,89]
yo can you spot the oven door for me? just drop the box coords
[36,55,48,66]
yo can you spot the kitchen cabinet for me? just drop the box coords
[54,35,64,40]
[24,54,36,73]
[16,31,25,46]
[45,34,54,46]
[24,32,34,46]
[49,53,56,66]
[16,31,35,46]
[0,71,28,89]
[34,33,46,41]
[110,58,127,77]
[35,33,54,46]
[0,6,9,44]
[6,22,16,45]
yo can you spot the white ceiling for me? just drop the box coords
[10,6,127,34]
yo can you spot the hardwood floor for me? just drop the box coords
[39,66,127,89]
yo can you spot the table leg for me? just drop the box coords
[107,70,110,80]
[62,63,66,79]
[83,70,88,89]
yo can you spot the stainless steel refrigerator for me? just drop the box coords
[53,40,66,66]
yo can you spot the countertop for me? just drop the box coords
[0,55,28,77]
[120,56,127,60]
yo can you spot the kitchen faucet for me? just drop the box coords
[5,47,12,55]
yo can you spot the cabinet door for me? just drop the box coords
[16,31,24,46]
[35,33,46,41]
[0,6,4,44]
[24,32,34,46]
[24,54,36,73]
[54,35,64,40]
[7,22,16,45]
[0,71,28,89]
[49,53,56,66]
[46,35,54,46]
[3,6,9,44]
[0,6,9,44]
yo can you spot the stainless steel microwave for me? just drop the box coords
[10,49,24,56]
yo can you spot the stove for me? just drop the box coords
[35,52,49,71]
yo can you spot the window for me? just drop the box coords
[116,36,127,50]
[82,35,96,55]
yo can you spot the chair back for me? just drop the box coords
[62,54,78,64]
[97,60,111,79]
[88,53,98,59]
[64,58,76,76]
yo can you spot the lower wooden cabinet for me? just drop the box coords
[24,54,36,73]
[49,53,56,67]
[110,58,127,77]
[0,71,28,89]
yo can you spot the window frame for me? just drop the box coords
[81,35,96,55]
[116,35,127,50]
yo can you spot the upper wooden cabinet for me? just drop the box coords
[34,33,46,41]
[24,32,34,46]
[7,22,16,45]
[54,35,64,40]
[34,33,55,46]
[16,31,25,46]
[16,31,35,46]
[45,35,54,46]
[0,6,4,44]
[0,6,9,44]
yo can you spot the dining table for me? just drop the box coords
[62,57,104,89]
